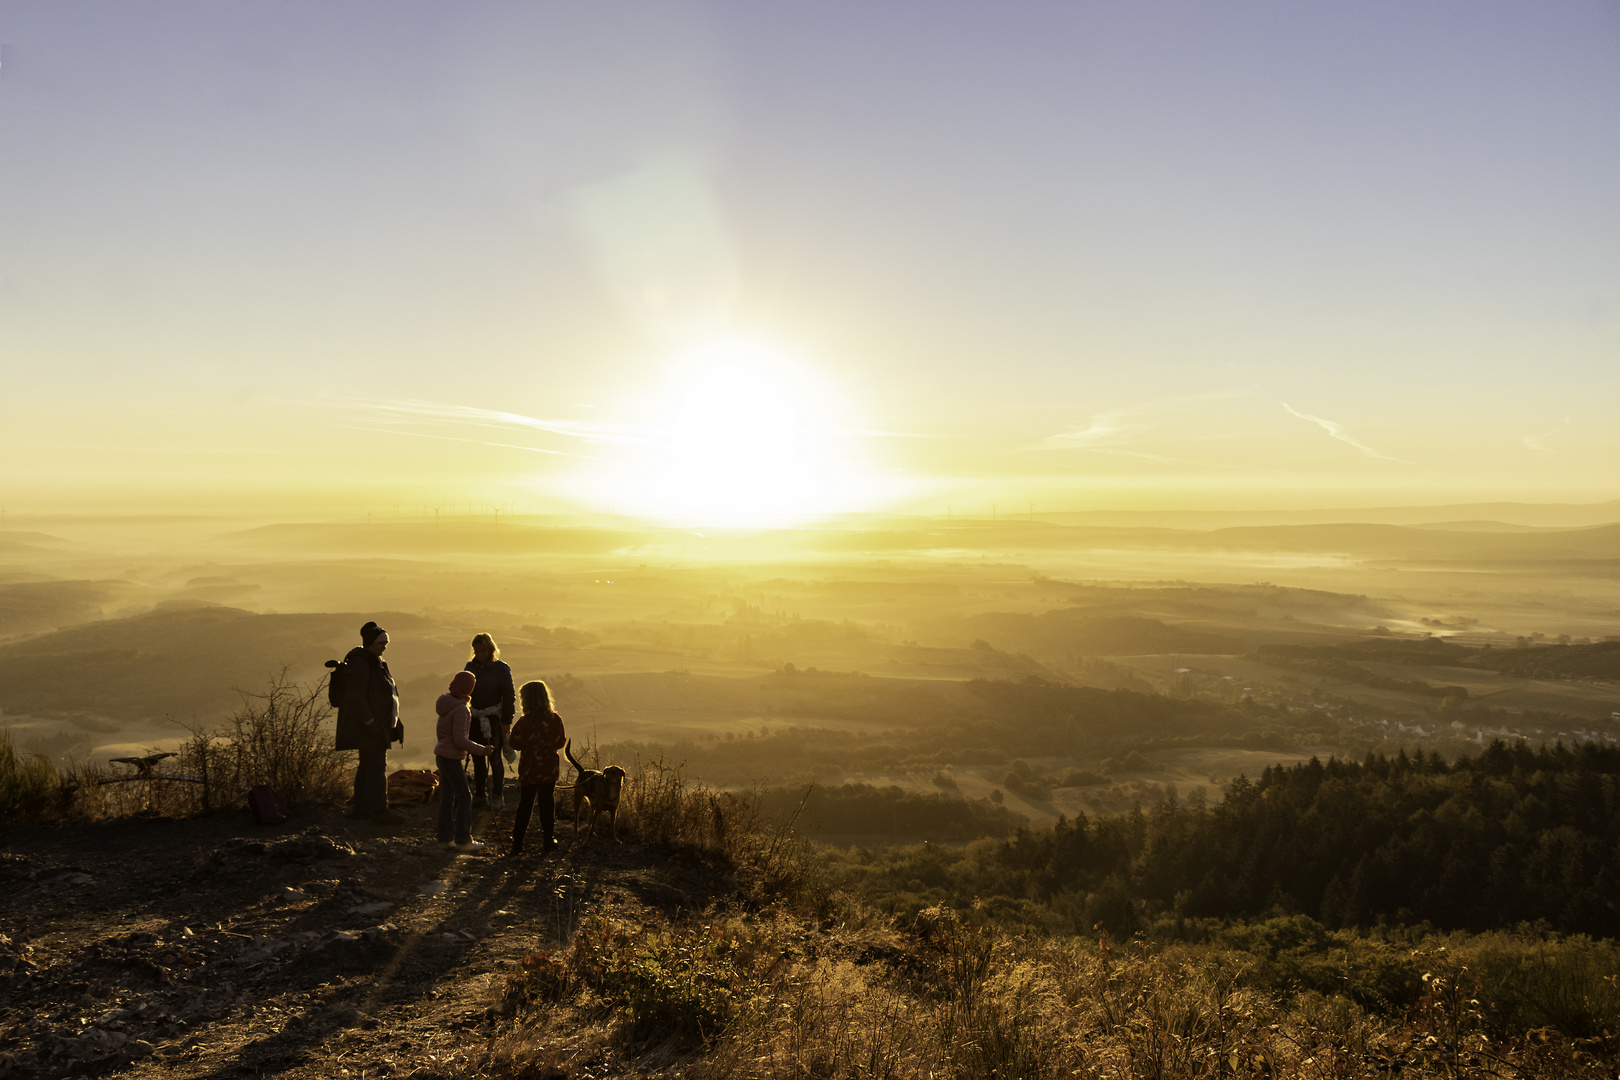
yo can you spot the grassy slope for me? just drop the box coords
[4,772,1616,1080]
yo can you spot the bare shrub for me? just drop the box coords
[176,670,349,813]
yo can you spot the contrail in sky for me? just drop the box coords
[1281,403,1406,462]
[1522,419,1570,455]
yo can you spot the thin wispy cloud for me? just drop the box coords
[1281,403,1406,463]
[1522,419,1570,456]
[1042,403,1158,448]
[340,399,930,454]
[1039,393,1246,465]
[353,399,655,447]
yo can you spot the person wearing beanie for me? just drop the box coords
[335,620,403,824]
[435,669,490,853]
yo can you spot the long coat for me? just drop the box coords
[334,646,398,752]
[463,658,515,724]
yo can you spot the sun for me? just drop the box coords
[581,337,872,528]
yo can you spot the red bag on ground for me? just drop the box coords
[387,769,438,806]
[248,784,289,825]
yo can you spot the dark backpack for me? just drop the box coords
[247,784,289,826]
[324,658,346,708]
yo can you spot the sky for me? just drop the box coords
[2,1,1618,523]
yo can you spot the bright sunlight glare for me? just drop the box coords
[571,337,884,528]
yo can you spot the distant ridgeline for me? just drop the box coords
[862,742,1620,938]
[951,678,1314,758]
[1255,637,1620,682]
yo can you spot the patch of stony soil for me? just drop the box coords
[0,798,724,1079]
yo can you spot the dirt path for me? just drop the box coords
[1,798,719,1079]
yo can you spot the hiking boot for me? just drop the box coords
[490,794,505,811]
[499,846,523,860]
[371,808,406,825]
[541,836,559,854]
[454,840,487,855]
[440,840,457,850]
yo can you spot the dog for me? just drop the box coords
[564,739,627,842]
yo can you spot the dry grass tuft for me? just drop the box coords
[571,748,828,915]
[0,728,59,825]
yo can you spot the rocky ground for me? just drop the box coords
[0,795,724,1079]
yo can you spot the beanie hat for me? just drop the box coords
[361,621,385,646]
[449,670,476,699]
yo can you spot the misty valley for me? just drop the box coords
[4,510,1617,821]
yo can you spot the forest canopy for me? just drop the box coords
[836,741,1620,939]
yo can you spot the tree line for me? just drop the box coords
[844,741,1620,938]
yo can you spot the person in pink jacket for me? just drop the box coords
[435,670,489,852]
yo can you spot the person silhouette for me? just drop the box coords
[464,633,516,810]
[435,670,490,853]
[504,679,568,857]
[335,621,403,824]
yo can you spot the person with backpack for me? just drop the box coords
[435,669,490,853]
[463,633,516,810]
[335,621,404,824]
[503,679,568,858]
